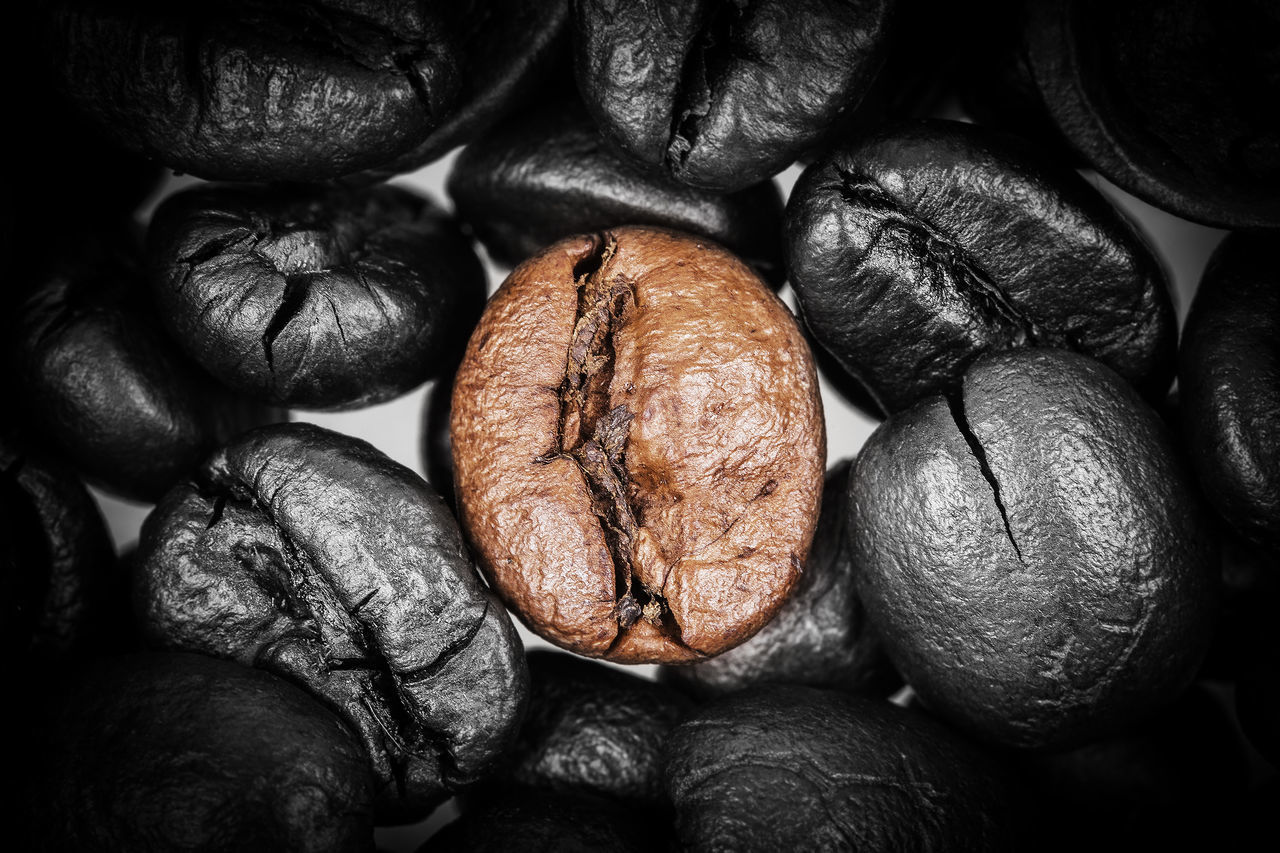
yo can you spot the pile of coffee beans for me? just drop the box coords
[7,2,1277,850]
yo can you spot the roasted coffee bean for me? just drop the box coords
[446,98,785,283]
[147,183,485,410]
[1,434,118,663]
[1020,0,1280,228]
[421,788,658,853]
[572,0,896,191]
[662,459,898,697]
[664,685,1020,851]
[452,226,825,663]
[24,652,375,853]
[13,227,279,502]
[487,650,693,809]
[850,349,1218,749]
[1179,232,1280,555]
[787,119,1176,416]
[420,374,457,509]
[135,423,528,824]
[1017,685,1252,851]
[45,1,463,182]
[368,0,571,179]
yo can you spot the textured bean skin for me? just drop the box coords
[135,423,528,824]
[24,653,375,853]
[491,650,692,808]
[447,98,785,283]
[664,685,1019,852]
[369,0,571,179]
[573,0,896,191]
[46,1,462,182]
[452,227,824,663]
[1022,0,1280,228]
[787,120,1175,416]
[1,435,118,663]
[1179,233,1280,555]
[14,228,278,502]
[147,183,485,410]
[850,349,1218,749]
[662,459,898,697]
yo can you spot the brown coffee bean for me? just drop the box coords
[451,226,825,664]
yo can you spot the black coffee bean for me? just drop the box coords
[134,423,529,824]
[421,788,659,853]
[488,650,693,810]
[1020,0,1280,228]
[573,0,896,191]
[147,183,485,410]
[1179,232,1280,556]
[1016,685,1252,851]
[0,433,118,664]
[23,652,375,852]
[662,460,899,698]
[13,226,280,502]
[420,372,457,509]
[367,0,572,180]
[787,119,1176,415]
[45,1,464,182]
[447,97,785,283]
[849,349,1217,749]
[664,685,1020,851]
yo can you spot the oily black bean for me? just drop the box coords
[367,0,571,179]
[446,97,785,284]
[45,1,464,182]
[420,373,457,510]
[1020,0,1280,228]
[421,788,659,853]
[485,650,693,810]
[664,685,1020,851]
[13,226,280,502]
[1179,232,1280,556]
[23,652,375,853]
[787,119,1176,416]
[662,459,899,698]
[0,433,118,664]
[572,0,896,191]
[147,183,485,410]
[134,423,529,824]
[849,349,1217,750]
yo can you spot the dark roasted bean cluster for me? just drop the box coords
[7,1,1277,850]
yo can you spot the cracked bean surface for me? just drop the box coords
[572,0,895,191]
[134,423,528,824]
[147,182,485,410]
[787,120,1176,417]
[451,226,824,663]
[14,226,279,502]
[46,0,462,182]
[850,349,1218,749]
